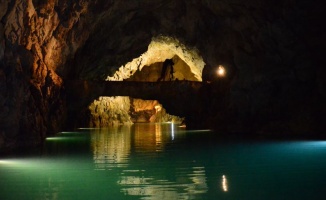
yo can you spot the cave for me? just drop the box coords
[1,0,326,198]
[0,0,325,150]
[86,37,205,127]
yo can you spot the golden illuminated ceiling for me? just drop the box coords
[106,36,205,81]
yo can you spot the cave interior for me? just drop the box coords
[0,0,325,150]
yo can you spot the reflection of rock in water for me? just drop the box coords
[91,124,178,169]
[90,124,207,198]
[132,123,185,152]
[119,166,208,199]
[133,123,168,152]
[91,126,131,169]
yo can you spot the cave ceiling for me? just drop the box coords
[68,0,231,80]
[67,0,324,83]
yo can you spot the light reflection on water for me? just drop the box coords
[91,126,131,169]
[90,123,207,199]
[1,124,326,199]
[117,165,208,200]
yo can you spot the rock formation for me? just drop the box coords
[0,0,325,150]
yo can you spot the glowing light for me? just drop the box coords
[46,137,63,141]
[58,131,79,134]
[217,65,226,77]
[46,137,78,141]
[0,160,12,164]
[78,128,100,130]
[222,175,228,192]
[171,123,175,140]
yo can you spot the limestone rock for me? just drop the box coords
[89,96,132,127]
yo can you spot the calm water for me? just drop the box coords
[1,123,326,200]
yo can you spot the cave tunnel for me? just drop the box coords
[67,35,232,131]
[1,1,326,199]
[0,0,325,151]
[72,36,211,128]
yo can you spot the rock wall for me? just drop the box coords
[0,0,95,149]
[88,97,183,127]
[89,96,132,127]
[129,98,183,123]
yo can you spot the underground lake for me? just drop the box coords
[1,123,326,200]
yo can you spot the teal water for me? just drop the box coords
[1,123,326,200]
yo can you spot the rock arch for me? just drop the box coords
[106,36,205,81]
[86,36,206,127]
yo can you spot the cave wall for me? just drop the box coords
[1,0,325,149]
[0,0,96,149]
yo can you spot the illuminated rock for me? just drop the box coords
[106,36,204,82]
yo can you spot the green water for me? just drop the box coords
[1,123,326,200]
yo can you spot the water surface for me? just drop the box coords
[1,123,326,199]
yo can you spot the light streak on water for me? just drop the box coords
[171,123,175,140]
[222,175,228,192]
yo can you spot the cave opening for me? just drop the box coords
[125,55,199,82]
[87,36,205,127]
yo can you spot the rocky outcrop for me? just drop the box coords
[129,98,183,123]
[88,97,183,127]
[0,0,325,150]
[0,0,95,149]
[89,96,132,127]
